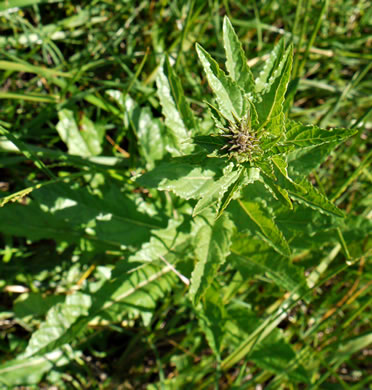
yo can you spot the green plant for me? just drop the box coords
[0,4,371,389]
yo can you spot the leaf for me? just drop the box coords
[224,305,309,383]
[255,38,286,93]
[0,350,66,387]
[18,262,176,360]
[286,177,344,218]
[223,16,255,97]
[284,119,357,148]
[0,181,163,249]
[22,292,92,358]
[196,43,244,121]
[189,212,234,304]
[237,182,291,257]
[56,109,103,157]
[136,155,226,200]
[133,106,167,168]
[287,141,339,177]
[193,163,242,216]
[156,55,194,155]
[197,287,226,360]
[230,236,307,295]
[217,167,260,218]
[129,217,187,263]
[255,45,293,135]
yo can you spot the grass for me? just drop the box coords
[0,0,371,389]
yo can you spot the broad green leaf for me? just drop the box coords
[133,107,167,168]
[0,350,66,387]
[287,141,339,177]
[193,163,242,216]
[230,236,307,295]
[137,156,226,200]
[79,114,105,155]
[23,292,91,358]
[196,43,244,121]
[237,183,291,257]
[0,182,162,249]
[255,38,286,93]
[255,45,293,135]
[223,16,255,97]
[217,167,260,218]
[287,177,344,218]
[284,120,357,148]
[156,56,194,155]
[129,217,188,264]
[56,109,104,157]
[18,262,175,359]
[197,287,226,360]
[189,212,234,304]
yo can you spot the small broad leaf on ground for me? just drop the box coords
[132,106,167,168]
[56,109,104,157]
[189,211,235,304]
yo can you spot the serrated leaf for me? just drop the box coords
[287,141,339,177]
[284,119,357,148]
[237,182,291,257]
[217,167,260,218]
[129,217,187,263]
[287,177,345,218]
[255,38,286,93]
[156,55,194,155]
[223,16,255,97]
[197,287,226,360]
[255,45,293,135]
[196,43,244,121]
[18,262,175,360]
[193,163,242,216]
[189,212,234,304]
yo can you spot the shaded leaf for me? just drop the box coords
[189,212,234,304]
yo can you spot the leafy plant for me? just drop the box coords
[0,3,371,389]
